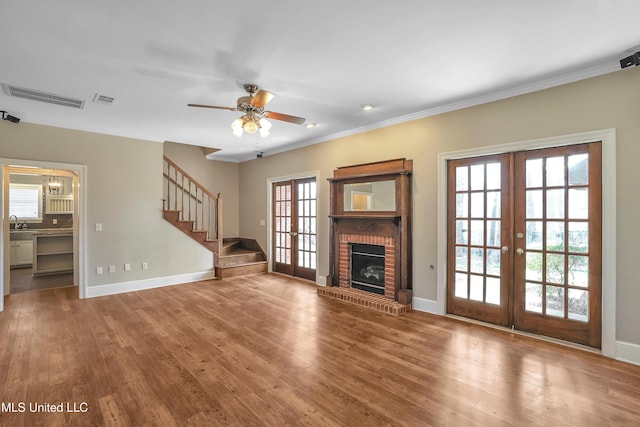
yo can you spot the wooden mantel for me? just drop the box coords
[327,158,413,303]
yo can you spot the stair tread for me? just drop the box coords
[220,248,263,257]
[215,260,268,269]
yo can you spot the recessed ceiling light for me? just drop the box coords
[361,104,374,111]
[306,123,317,128]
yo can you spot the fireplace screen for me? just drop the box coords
[350,243,385,295]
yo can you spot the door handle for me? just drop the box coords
[289,231,298,237]
[502,246,509,254]
[516,248,524,256]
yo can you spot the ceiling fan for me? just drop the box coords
[188,83,305,138]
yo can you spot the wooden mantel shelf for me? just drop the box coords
[328,214,401,220]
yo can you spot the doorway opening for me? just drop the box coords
[270,176,318,282]
[436,128,616,356]
[2,159,86,311]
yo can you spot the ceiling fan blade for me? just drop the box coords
[264,111,305,125]
[187,103,236,111]
[250,90,275,108]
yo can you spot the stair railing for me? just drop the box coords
[162,156,223,254]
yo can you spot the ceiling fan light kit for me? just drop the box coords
[189,83,304,139]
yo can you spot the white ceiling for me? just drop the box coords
[1,1,639,162]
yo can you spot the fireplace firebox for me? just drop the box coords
[350,243,385,295]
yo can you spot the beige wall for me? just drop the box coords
[1,124,215,287]
[239,67,640,345]
[163,141,240,237]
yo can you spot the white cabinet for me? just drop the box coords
[10,240,33,267]
[33,233,73,275]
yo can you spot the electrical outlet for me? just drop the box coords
[95,223,103,232]
[53,219,58,225]
[259,219,266,226]
[96,266,103,275]
[142,262,148,270]
[109,265,116,273]
[124,263,131,271]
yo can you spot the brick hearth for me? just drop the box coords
[317,286,411,316]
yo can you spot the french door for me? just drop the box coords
[272,178,317,281]
[447,142,602,347]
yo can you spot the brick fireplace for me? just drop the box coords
[338,233,396,299]
[326,158,413,306]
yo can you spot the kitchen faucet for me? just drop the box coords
[9,215,20,229]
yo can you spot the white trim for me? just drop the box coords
[436,128,616,357]
[85,270,216,298]
[615,341,640,367]
[411,296,442,314]
[227,62,619,163]
[266,171,320,279]
[0,158,88,310]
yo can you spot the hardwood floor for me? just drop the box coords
[10,267,74,294]
[1,273,639,426]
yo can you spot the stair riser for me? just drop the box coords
[215,262,268,279]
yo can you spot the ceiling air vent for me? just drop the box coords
[1,83,85,109]
[93,93,116,105]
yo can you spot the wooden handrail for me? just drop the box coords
[164,156,219,202]
[162,156,223,253]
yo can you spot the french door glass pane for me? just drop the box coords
[469,275,484,301]
[470,193,484,217]
[568,289,589,321]
[456,220,468,244]
[456,193,468,217]
[456,247,468,271]
[568,154,589,185]
[526,190,543,218]
[486,192,500,218]
[526,159,543,187]
[546,254,565,284]
[486,248,501,276]
[546,285,565,317]
[470,220,484,245]
[546,157,565,186]
[546,221,565,251]
[455,273,468,298]
[470,248,483,274]
[486,163,501,190]
[546,189,564,219]
[568,255,589,288]
[568,222,588,252]
[525,282,543,313]
[456,166,469,191]
[470,165,484,190]
[526,221,543,249]
[487,221,500,246]
[568,188,589,219]
[486,277,501,305]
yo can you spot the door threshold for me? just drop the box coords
[445,313,601,355]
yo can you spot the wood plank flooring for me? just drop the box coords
[1,273,639,426]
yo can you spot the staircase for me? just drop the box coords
[162,156,267,278]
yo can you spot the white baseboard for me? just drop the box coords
[412,296,444,315]
[85,270,216,298]
[615,341,640,366]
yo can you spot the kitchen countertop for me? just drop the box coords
[9,228,73,240]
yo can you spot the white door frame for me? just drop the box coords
[1,158,87,311]
[436,129,616,357]
[266,171,320,283]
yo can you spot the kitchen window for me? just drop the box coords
[9,183,43,222]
